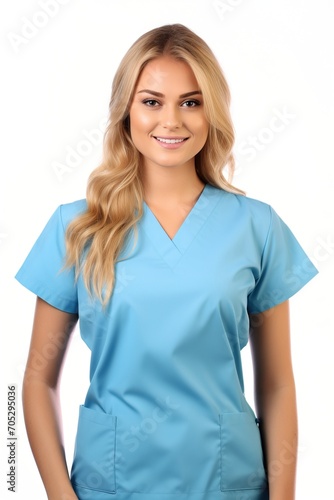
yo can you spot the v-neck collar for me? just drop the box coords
[140,184,222,268]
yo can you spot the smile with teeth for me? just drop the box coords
[154,137,188,144]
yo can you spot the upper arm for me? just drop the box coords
[249,300,294,393]
[24,296,78,389]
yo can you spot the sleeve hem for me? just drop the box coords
[248,267,319,315]
[15,275,78,314]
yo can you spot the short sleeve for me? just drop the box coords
[247,206,318,314]
[15,205,78,313]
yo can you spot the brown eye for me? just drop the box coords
[143,99,160,107]
[182,100,201,108]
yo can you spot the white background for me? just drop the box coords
[1,1,333,498]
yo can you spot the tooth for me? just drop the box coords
[156,137,184,144]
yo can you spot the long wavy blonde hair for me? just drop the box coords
[64,24,245,306]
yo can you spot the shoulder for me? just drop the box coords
[208,185,273,223]
[57,199,88,228]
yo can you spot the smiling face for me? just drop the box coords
[129,56,209,173]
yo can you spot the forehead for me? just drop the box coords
[135,56,199,90]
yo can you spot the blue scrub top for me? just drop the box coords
[15,184,318,500]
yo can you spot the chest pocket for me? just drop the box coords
[71,405,117,493]
[219,412,268,493]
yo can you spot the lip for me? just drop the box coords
[154,136,189,140]
[152,135,189,149]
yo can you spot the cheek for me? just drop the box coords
[195,117,209,143]
[130,107,153,134]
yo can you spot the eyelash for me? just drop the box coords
[142,99,201,108]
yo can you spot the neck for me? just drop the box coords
[141,160,205,205]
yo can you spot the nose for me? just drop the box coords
[161,105,182,129]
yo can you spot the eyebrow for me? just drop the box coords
[137,89,202,98]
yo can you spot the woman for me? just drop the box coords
[16,24,318,500]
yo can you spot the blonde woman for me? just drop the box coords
[16,24,317,500]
